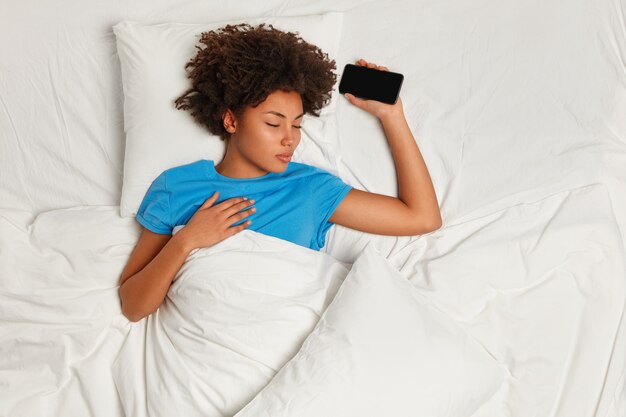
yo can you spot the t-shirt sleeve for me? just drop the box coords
[311,170,353,250]
[136,171,173,234]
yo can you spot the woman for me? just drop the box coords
[119,23,441,322]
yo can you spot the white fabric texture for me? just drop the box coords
[1,183,623,416]
[113,13,344,217]
[388,184,626,417]
[112,229,349,417]
[1,0,626,416]
[234,242,505,417]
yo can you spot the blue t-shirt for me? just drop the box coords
[136,159,353,251]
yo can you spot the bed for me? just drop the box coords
[1,0,625,416]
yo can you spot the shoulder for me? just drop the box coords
[285,161,335,179]
[156,159,211,186]
[277,162,339,191]
[285,162,351,201]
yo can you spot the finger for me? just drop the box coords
[200,191,219,209]
[222,197,255,217]
[227,204,256,223]
[344,93,367,108]
[227,219,252,236]
[215,196,248,211]
[228,207,255,225]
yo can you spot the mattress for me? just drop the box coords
[1,0,625,416]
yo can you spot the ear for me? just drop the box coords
[222,109,237,134]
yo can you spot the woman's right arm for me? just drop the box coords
[118,192,256,322]
[118,228,192,322]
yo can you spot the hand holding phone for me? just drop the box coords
[339,59,404,119]
[339,60,404,104]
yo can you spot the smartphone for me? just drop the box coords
[338,63,404,105]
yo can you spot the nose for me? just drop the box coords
[281,128,299,148]
[282,136,293,147]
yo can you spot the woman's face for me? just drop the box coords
[220,89,304,178]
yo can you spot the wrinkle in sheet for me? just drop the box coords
[47,62,75,176]
[544,308,596,417]
[596,33,626,98]
[41,30,117,204]
[403,209,508,275]
[0,94,37,208]
[162,324,268,411]
[178,326,276,372]
[600,316,626,416]
[602,0,626,75]
[523,194,568,254]
[489,256,587,301]
[147,315,199,398]
[40,335,102,409]
[335,159,370,191]
[2,372,56,416]
[469,64,514,132]
[485,271,617,414]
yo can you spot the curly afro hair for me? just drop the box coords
[174,23,337,141]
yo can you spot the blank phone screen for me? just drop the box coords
[338,64,404,104]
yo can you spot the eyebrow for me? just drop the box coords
[263,111,305,120]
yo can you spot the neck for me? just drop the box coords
[216,146,269,179]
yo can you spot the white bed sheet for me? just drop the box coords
[1,183,623,416]
[1,0,626,416]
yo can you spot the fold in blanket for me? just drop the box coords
[112,229,349,417]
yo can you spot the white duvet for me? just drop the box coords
[112,228,505,417]
[3,183,623,417]
[112,230,350,417]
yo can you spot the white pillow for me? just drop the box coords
[234,243,506,417]
[113,13,344,217]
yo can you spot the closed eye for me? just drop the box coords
[266,123,302,129]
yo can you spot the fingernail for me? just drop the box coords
[243,197,248,200]
[250,199,255,204]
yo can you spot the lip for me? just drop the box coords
[276,153,292,163]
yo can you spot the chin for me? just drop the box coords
[274,164,289,173]
[271,159,290,172]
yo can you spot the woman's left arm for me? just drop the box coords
[329,59,442,236]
